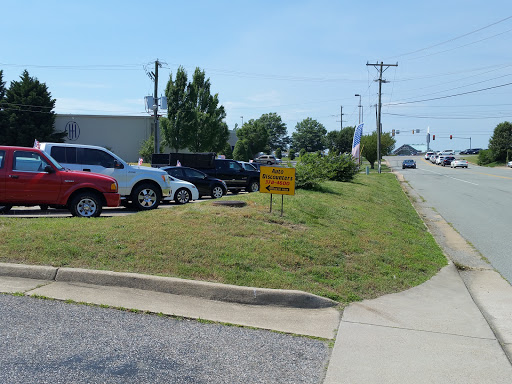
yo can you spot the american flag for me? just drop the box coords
[138,158,143,165]
[176,160,182,166]
[351,123,364,161]
[33,139,40,149]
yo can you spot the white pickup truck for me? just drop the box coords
[39,142,172,210]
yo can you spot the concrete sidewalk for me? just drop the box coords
[324,262,512,383]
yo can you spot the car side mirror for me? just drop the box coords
[44,165,55,173]
[114,160,124,169]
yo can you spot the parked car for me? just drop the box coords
[166,176,200,204]
[239,161,258,171]
[507,161,512,168]
[39,142,172,210]
[402,159,416,169]
[254,154,279,165]
[161,166,227,199]
[157,153,260,194]
[441,156,456,166]
[425,151,435,160]
[0,146,120,217]
[450,159,469,168]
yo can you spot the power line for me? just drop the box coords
[388,15,512,59]
[386,81,512,106]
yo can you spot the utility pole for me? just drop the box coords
[153,60,162,154]
[367,61,398,173]
[337,106,344,129]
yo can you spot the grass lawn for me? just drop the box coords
[0,173,447,304]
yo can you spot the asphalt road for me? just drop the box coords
[0,294,329,384]
[387,155,512,284]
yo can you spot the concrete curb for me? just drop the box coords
[0,262,337,309]
[0,262,57,281]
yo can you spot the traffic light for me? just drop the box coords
[392,129,395,136]
[450,135,452,139]
[433,135,435,140]
[412,130,414,134]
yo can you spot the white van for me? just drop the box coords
[39,142,172,210]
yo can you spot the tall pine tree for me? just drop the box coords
[0,70,65,146]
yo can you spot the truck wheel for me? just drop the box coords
[175,188,191,204]
[211,185,224,199]
[0,205,12,214]
[247,180,259,193]
[69,192,102,218]
[131,184,161,210]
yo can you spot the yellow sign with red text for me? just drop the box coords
[259,166,296,195]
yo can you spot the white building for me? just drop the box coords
[55,114,237,162]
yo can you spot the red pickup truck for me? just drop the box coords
[0,146,120,217]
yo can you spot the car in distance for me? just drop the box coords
[450,159,469,168]
[161,166,227,199]
[436,155,446,165]
[507,161,512,168]
[441,156,456,166]
[38,142,172,211]
[402,159,416,169]
[254,154,279,165]
[425,151,435,160]
[0,146,120,217]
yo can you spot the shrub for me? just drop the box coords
[289,149,296,160]
[295,153,326,190]
[477,149,494,165]
[325,153,359,182]
[274,147,282,159]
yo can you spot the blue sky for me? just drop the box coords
[1,0,511,151]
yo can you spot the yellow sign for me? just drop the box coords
[259,166,296,195]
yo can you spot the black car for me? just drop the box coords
[402,159,416,169]
[442,156,456,166]
[467,148,482,154]
[161,166,227,199]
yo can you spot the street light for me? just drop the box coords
[355,94,362,125]
[240,116,244,127]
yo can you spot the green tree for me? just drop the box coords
[162,66,192,152]
[291,118,327,153]
[187,68,228,152]
[256,113,289,151]
[488,121,512,162]
[139,135,164,163]
[0,70,65,146]
[326,126,355,154]
[289,149,296,160]
[235,119,269,158]
[361,131,396,169]
[274,147,282,159]
[220,142,233,159]
[232,139,250,161]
